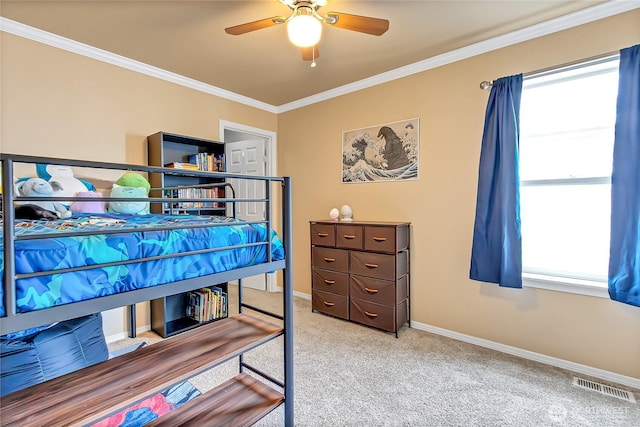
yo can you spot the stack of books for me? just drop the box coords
[186,153,225,172]
[164,187,225,209]
[164,162,199,170]
[185,286,228,322]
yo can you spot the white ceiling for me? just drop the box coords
[1,1,634,109]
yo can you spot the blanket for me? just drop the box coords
[91,381,201,427]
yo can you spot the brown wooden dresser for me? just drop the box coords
[310,220,410,336]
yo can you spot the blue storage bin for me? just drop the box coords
[1,313,109,396]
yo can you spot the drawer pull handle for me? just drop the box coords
[324,279,336,285]
[373,237,387,242]
[317,233,329,237]
[364,263,379,269]
[323,301,336,307]
[343,234,356,239]
[323,257,336,263]
[364,287,379,294]
[364,311,378,318]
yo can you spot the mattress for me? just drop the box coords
[0,214,285,317]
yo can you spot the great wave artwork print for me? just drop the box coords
[342,118,419,183]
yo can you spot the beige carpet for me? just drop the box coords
[109,286,639,426]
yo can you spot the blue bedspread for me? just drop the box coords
[0,214,284,317]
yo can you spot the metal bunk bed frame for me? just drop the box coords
[0,153,294,426]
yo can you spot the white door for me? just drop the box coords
[226,139,268,290]
[226,139,266,222]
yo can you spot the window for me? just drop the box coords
[519,56,619,292]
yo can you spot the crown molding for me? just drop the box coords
[2,0,638,114]
[276,0,640,112]
[0,17,278,114]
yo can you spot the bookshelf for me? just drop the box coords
[151,285,229,338]
[147,131,229,337]
[147,131,226,215]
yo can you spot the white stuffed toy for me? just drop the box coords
[16,178,72,219]
[36,164,95,206]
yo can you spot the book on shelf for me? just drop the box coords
[164,162,199,170]
[164,186,225,210]
[186,286,228,322]
[198,289,209,322]
[211,286,227,318]
[186,153,225,172]
[186,291,201,322]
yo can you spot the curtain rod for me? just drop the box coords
[479,49,620,90]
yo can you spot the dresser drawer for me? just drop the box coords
[349,299,396,332]
[364,225,409,253]
[313,269,349,296]
[350,275,408,304]
[311,223,335,247]
[364,225,402,253]
[313,289,349,320]
[336,224,363,249]
[312,247,349,273]
[350,251,397,280]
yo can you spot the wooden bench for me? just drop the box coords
[0,314,284,427]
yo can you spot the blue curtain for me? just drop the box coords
[470,74,523,288]
[609,44,640,307]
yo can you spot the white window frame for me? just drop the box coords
[519,55,619,299]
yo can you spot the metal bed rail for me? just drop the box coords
[0,153,286,333]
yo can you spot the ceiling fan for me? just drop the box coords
[224,0,389,63]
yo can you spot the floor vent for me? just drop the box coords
[572,377,636,403]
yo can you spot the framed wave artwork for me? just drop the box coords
[342,118,419,183]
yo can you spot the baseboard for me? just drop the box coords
[105,324,151,344]
[295,289,638,389]
[410,320,640,390]
[293,290,312,300]
[274,286,311,301]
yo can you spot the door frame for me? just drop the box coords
[219,120,278,292]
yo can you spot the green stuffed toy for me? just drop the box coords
[115,173,151,194]
[107,173,151,215]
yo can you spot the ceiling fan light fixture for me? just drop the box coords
[287,13,322,47]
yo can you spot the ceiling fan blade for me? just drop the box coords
[326,12,389,36]
[278,0,296,10]
[225,16,286,35]
[301,45,320,61]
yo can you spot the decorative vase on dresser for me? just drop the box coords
[309,220,410,337]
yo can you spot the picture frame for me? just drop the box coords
[342,118,419,183]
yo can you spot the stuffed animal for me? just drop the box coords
[70,191,107,214]
[115,172,151,194]
[107,184,149,215]
[15,204,60,221]
[16,178,72,219]
[107,173,151,215]
[36,164,96,206]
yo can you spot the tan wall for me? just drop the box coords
[278,10,640,379]
[2,11,639,378]
[1,33,277,338]
[1,34,276,162]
